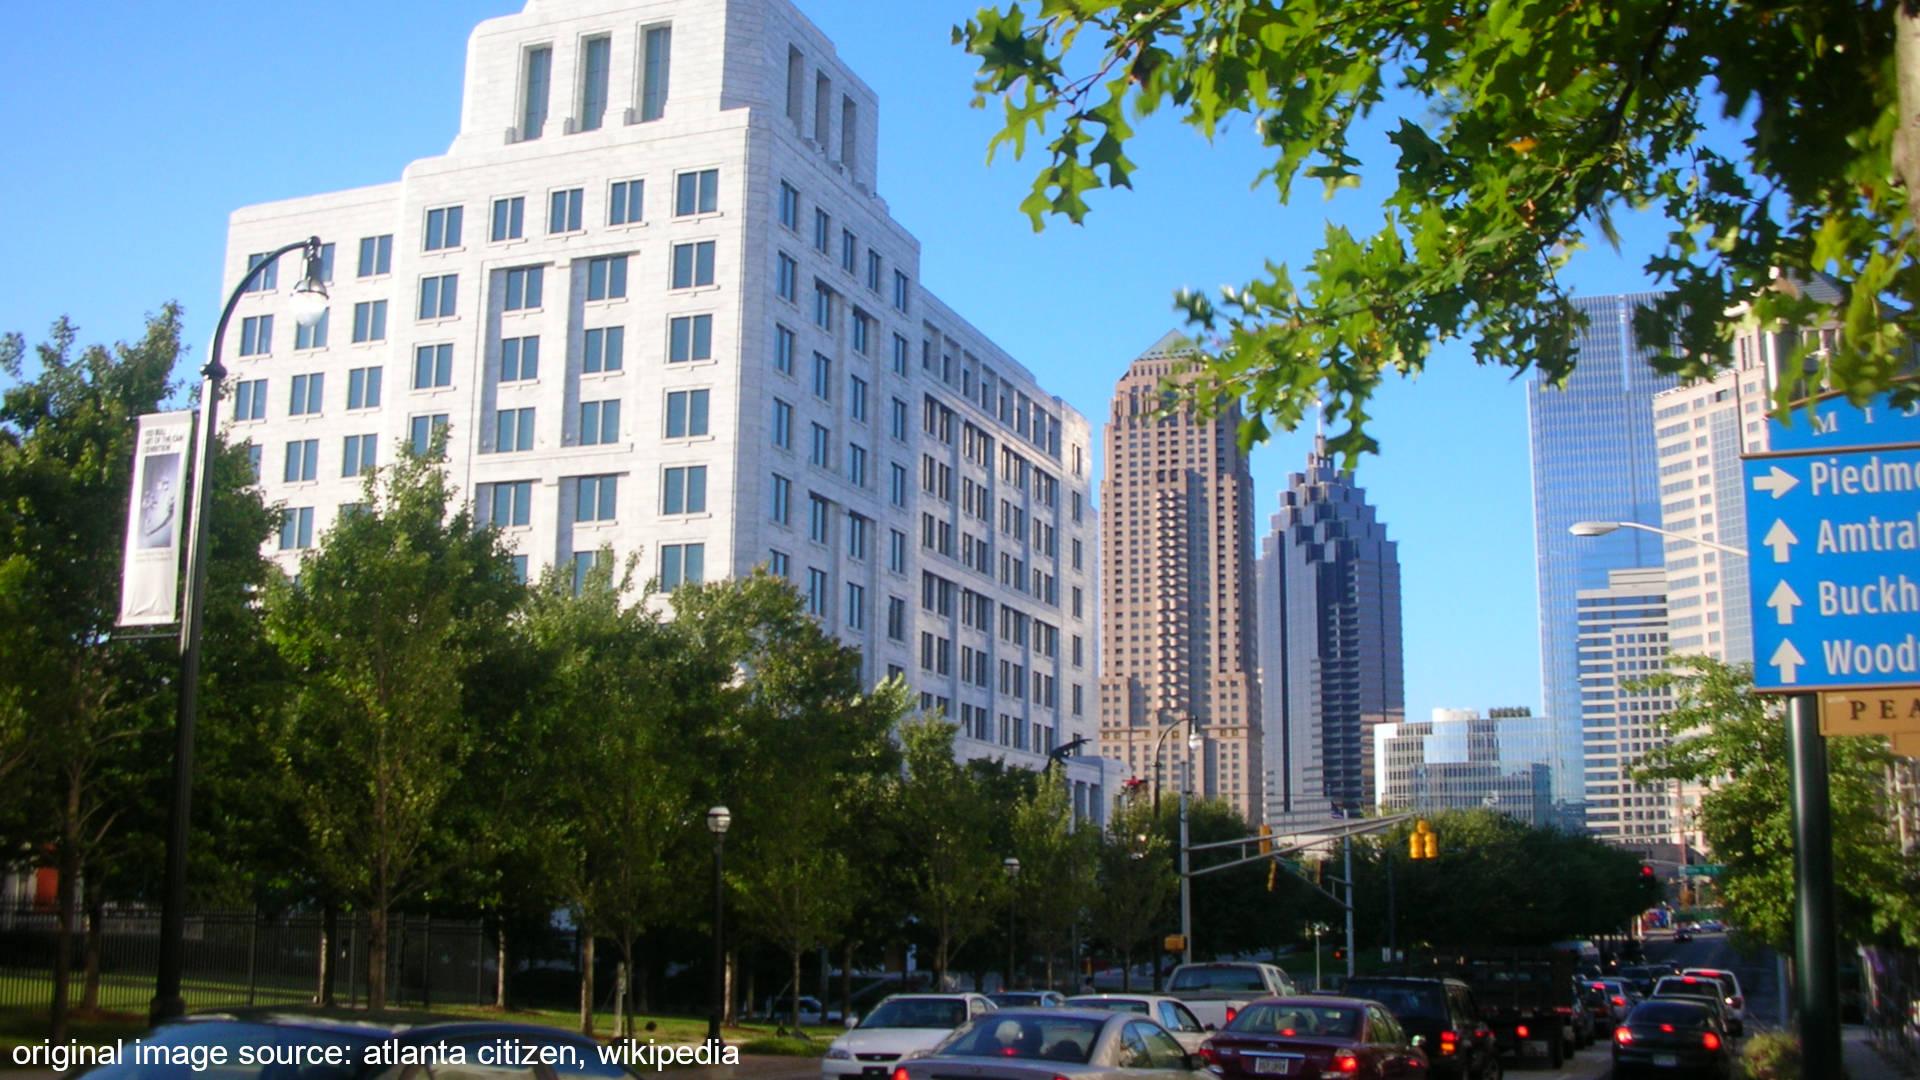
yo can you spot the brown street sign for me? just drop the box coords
[1895,733,1920,758]
[1821,690,1920,737]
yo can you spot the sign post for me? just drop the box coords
[1744,387,1919,1080]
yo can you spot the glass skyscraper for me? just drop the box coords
[1529,293,1677,808]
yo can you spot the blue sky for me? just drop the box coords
[0,1,1677,724]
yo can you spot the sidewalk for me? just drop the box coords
[1846,1025,1920,1080]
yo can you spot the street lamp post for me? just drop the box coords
[151,237,327,1027]
[1567,520,1749,557]
[1002,857,1021,991]
[707,806,731,1045]
[1179,725,1199,966]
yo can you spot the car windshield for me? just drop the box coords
[1630,1002,1714,1028]
[1169,967,1265,992]
[77,1021,379,1080]
[1066,998,1150,1015]
[862,999,969,1029]
[1655,980,1720,1001]
[937,1016,1105,1063]
[990,994,1044,1007]
[1342,984,1445,1021]
[1227,1004,1361,1038]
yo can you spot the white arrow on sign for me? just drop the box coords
[1751,465,1799,499]
[1771,639,1806,685]
[1767,580,1803,626]
[1764,519,1799,563]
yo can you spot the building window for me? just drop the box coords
[351,300,387,343]
[847,512,871,560]
[888,529,906,573]
[347,367,382,409]
[294,309,330,351]
[776,252,798,301]
[890,397,908,440]
[640,24,672,122]
[575,475,618,522]
[662,465,707,514]
[772,398,793,449]
[847,443,868,487]
[238,315,272,357]
[841,229,857,274]
[243,252,279,293]
[245,444,262,481]
[233,379,267,422]
[851,310,872,355]
[503,266,544,310]
[279,506,314,551]
[609,179,644,225]
[805,567,828,616]
[893,270,910,312]
[675,169,719,216]
[283,439,319,483]
[357,234,393,278]
[671,241,716,288]
[317,243,337,284]
[660,541,704,589]
[586,255,628,300]
[866,250,882,292]
[342,434,378,478]
[814,72,832,147]
[771,472,792,525]
[289,373,324,416]
[424,205,463,251]
[813,209,831,254]
[408,413,449,456]
[583,326,624,373]
[418,274,458,320]
[521,45,552,139]
[579,399,621,445]
[492,196,526,241]
[841,95,858,169]
[774,323,796,374]
[493,406,535,452]
[810,423,831,468]
[500,336,539,382]
[808,494,831,543]
[850,375,869,422]
[669,314,713,362]
[812,353,832,400]
[887,596,905,640]
[892,334,909,376]
[779,181,799,229]
[890,463,907,507]
[666,389,709,437]
[579,34,611,132]
[846,582,866,631]
[413,344,453,389]
[769,549,790,579]
[549,187,584,233]
[483,480,533,528]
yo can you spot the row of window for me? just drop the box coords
[776,180,910,314]
[518,25,672,141]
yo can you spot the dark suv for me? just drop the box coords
[1344,976,1502,1080]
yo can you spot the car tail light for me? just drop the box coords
[1703,1032,1722,1051]
[1555,1005,1573,1015]
[891,1068,910,1080]
[1731,996,1743,1008]
[1331,1050,1360,1074]
[1682,976,1698,983]
[1438,1030,1458,1056]
[1614,1028,1633,1046]
[1199,1046,1218,1066]
[1516,1025,1530,1039]
[1225,1007,1238,1025]
[1612,995,1626,1007]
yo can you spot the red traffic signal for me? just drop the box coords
[1640,864,1656,879]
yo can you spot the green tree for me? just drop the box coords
[956,0,1919,460]
[1088,797,1174,990]
[1634,656,1920,950]
[896,716,1004,984]
[1010,770,1096,989]
[263,447,522,1011]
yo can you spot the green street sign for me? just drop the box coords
[1683,864,1725,878]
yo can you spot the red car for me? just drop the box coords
[1202,996,1429,1078]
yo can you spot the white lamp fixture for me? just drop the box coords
[288,239,331,330]
[706,805,731,835]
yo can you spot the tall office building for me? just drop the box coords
[1530,293,1679,809]
[1256,437,1404,823]
[1098,332,1262,823]
[1576,567,1680,852]
[1374,707,1557,827]
[217,0,1108,809]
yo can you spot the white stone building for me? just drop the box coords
[217,0,1109,815]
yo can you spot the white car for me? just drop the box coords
[823,994,996,1080]
[1063,994,1214,1052]
[1681,967,1747,1034]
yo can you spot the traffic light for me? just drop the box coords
[1640,863,1657,881]
[1258,824,1273,855]
[1332,947,1347,962]
[1409,819,1438,860]
[1267,860,1278,892]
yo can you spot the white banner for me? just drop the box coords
[118,410,194,627]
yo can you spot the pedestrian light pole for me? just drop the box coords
[151,237,328,1027]
[707,806,731,1044]
[1002,857,1021,990]
[1179,724,1199,966]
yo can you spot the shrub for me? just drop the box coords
[1741,1031,1800,1080]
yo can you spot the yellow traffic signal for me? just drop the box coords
[1410,819,1438,860]
[1408,829,1423,860]
[1258,824,1273,855]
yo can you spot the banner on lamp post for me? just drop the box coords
[118,410,194,627]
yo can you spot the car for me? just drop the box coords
[767,995,837,1025]
[1649,977,1735,1037]
[991,991,1067,1009]
[1340,976,1502,1080]
[1200,996,1429,1080]
[1062,995,1214,1052]
[1611,999,1735,1079]
[1586,978,1638,1031]
[891,1008,1208,1080]
[824,994,996,1080]
[1699,920,1725,933]
[73,1013,635,1080]
[1566,977,1598,1049]
[1164,962,1297,1031]
[1673,928,1694,943]
[1680,968,1747,1034]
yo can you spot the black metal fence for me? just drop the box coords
[0,906,497,1015]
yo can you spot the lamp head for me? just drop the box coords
[707,805,731,835]
[289,236,330,330]
[1568,521,1620,538]
[1003,856,1021,876]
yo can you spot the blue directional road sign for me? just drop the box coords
[1744,445,1920,691]
[1766,389,1920,454]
